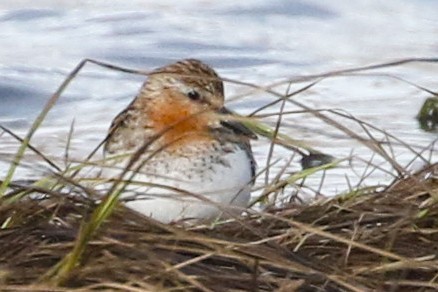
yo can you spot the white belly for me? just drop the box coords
[102,146,253,223]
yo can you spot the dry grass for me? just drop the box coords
[0,58,437,291]
[0,163,437,291]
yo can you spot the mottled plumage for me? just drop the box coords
[102,59,256,223]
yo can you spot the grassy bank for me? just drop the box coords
[0,58,437,291]
[0,163,437,291]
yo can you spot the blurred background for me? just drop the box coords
[0,0,437,198]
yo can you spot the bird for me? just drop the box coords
[102,59,256,224]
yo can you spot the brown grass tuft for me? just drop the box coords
[0,163,437,291]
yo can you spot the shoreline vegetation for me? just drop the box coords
[0,58,437,291]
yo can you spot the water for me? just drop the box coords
[0,1,437,199]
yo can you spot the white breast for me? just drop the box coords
[101,144,253,223]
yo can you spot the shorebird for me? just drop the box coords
[102,59,256,224]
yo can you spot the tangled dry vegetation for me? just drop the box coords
[0,58,437,291]
[0,163,437,291]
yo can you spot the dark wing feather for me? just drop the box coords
[210,107,257,178]
[103,98,137,154]
[217,107,257,140]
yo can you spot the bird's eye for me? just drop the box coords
[187,90,201,101]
